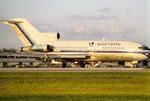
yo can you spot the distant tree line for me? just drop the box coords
[0,48,17,53]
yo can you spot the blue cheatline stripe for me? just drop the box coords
[14,23,34,46]
[59,50,150,55]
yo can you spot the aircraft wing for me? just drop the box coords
[47,53,91,59]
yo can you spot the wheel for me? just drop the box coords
[133,64,138,68]
[62,62,67,68]
[80,62,85,68]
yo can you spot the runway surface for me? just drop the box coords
[0,67,150,72]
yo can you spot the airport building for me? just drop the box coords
[0,52,43,68]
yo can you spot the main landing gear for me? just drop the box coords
[79,62,86,68]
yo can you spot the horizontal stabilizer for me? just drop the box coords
[0,19,23,24]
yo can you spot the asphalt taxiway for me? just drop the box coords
[0,67,150,72]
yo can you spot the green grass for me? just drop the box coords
[1,95,150,101]
[0,72,150,101]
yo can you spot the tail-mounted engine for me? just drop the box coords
[41,32,60,41]
[20,45,54,52]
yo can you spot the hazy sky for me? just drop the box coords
[0,0,149,48]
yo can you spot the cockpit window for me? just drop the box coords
[139,45,150,50]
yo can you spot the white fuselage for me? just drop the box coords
[43,40,149,62]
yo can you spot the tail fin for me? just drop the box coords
[0,18,39,46]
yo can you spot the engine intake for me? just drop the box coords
[57,33,60,39]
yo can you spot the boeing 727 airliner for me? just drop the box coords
[0,18,150,67]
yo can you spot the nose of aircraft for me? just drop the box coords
[148,52,150,58]
[145,51,150,58]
